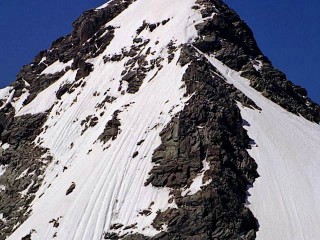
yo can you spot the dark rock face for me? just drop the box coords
[66,182,76,195]
[71,57,94,81]
[99,111,122,143]
[104,45,259,239]
[11,0,135,107]
[0,106,51,240]
[141,45,258,239]
[194,0,320,123]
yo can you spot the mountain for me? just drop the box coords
[0,0,320,239]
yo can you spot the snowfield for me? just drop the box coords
[208,56,320,240]
[7,0,201,238]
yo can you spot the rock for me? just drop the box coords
[56,83,72,100]
[148,24,157,32]
[122,71,136,81]
[98,111,121,143]
[132,151,139,158]
[143,45,259,239]
[110,223,124,230]
[193,0,320,123]
[137,140,145,146]
[21,233,31,240]
[133,38,143,43]
[66,182,76,195]
[110,54,122,62]
[104,232,119,239]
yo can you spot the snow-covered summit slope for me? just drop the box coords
[0,0,320,239]
[208,56,320,240]
[5,0,202,239]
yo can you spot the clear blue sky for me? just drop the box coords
[0,0,319,103]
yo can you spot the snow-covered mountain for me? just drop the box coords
[1,0,320,239]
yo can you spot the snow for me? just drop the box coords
[8,45,192,239]
[0,165,6,177]
[0,82,29,112]
[99,0,202,57]
[0,166,6,192]
[0,88,14,110]
[0,86,12,100]
[17,70,77,116]
[16,168,29,180]
[252,60,263,71]
[1,143,10,150]
[12,90,29,112]
[181,159,211,196]
[207,55,320,240]
[17,0,202,118]
[41,60,73,75]
[96,0,113,10]
[39,56,47,64]
[19,180,34,197]
[0,213,6,222]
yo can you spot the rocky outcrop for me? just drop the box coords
[10,0,135,107]
[0,105,51,240]
[137,45,258,239]
[99,111,121,143]
[194,0,320,123]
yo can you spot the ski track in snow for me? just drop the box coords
[7,0,203,239]
[207,56,320,240]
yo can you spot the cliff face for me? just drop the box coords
[0,0,319,239]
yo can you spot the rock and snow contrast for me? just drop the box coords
[0,0,319,239]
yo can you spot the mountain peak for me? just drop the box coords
[0,0,319,239]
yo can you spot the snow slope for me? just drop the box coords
[208,56,320,240]
[7,0,202,239]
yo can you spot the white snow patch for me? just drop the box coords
[17,70,77,116]
[19,180,34,197]
[0,166,5,191]
[0,166,6,177]
[41,60,73,75]
[1,143,10,150]
[23,80,30,87]
[12,89,29,112]
[0,86,12,100]
[96,0,113,10]
[0,89,14,110]
[39,56,47,64]
[206,55,320,240]
[252,60,263,71]
[98,0,203,58]
[0,213,6,222]
[16,168,29,180]
[181,159,211,196]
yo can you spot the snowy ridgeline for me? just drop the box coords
[0,0,319,239]
[207,56,320,240]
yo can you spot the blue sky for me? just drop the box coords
[0,0,319,103]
